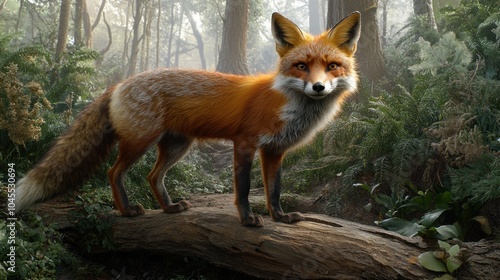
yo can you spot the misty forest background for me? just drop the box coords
[1,0,500,279]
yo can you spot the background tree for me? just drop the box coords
[127,0,144,77]
[54,0,71,64]
[309,0,321,34]
[331,0,386,82]
[216,0,250,75]
[413,0,438,32]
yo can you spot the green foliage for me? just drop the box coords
[360,181,492,241]
[449,155,500,204]
[0,33,52,154]
[0,212,76,280]
[0,33,49,78]
[71,195,116,253]
[324,4,500,242]
[409,32,472,76]
[47,46,102,102]
[418,240,471,278]
[441,0,500,79]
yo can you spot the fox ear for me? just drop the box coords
[271,12,307,57]
[327,12,361,56]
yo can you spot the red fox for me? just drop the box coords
[15,12,360,226]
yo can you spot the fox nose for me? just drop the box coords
[312,82,325,93]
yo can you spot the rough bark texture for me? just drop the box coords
[216,0,249,75]
[326,1,386,82]
[33,194,499,280]
[54,0,71,63]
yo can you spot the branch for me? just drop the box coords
[99,11,112,56]
[92,0,107,31]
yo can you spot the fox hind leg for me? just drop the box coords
[148,132,193,213]
[108,139,152,216]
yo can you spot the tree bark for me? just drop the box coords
[74,0,84,46]
[82,0,93,48]
[128,0,144,77]
[140,1,153,72]
[413,0,438,31]
[184,4,207,70]
[33,194,499,280]
[155,0,161,69]
[92,0,107,31]
[309,0,321,35]
[0,0,8,13]
[55,0,71,63]
[332,0,386,82]
[216,0,249,75]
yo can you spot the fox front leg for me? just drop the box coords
[260,148,304,223]
[233,142,264,227]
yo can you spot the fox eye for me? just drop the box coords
[327,63,339,70]
[296,63,308,71]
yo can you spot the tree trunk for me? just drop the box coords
[326,0,343,30]
[128,0,144,77]
[165,2,176,68]
[413,0,438,31]
[0,0,7,13]
[173,8,184,68]
[155,0,161,69]
[330,0,386,82]
[82,0,93,48]
[184,4,207,70]
[140,1,153,72]
[381,0,388,47]
[34,194,500,280]
[309,0,321,35]
[74,0,84,46]
[216,0,249,75]
[95,12,112,69]
[55,0,71,63]
[91,0,107,31]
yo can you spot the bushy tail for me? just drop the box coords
[15,88,118,211]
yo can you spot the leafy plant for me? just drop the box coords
[363,183,492,241]
[418,240,471,278]
[71,195,116,253]
[0,211,76,280]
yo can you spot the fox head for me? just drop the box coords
[271,12,361,100]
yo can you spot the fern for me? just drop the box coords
[409,32,472,76]
[449,155,500,204]
[391,138,430,189]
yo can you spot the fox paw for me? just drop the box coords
[272,212,304,224]
[163,200,191,213]
[240,214,265,227]
[121,204,146,217]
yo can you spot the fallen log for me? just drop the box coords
[33,194,499,279]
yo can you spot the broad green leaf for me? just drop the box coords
[374,194,394,209]
[434,191,452,209]
[446,256,463,274]
[420,208,449,228]
[418,252,448,273]
[448,245,460,257]
[376,217,425,237]
[434,274,456,280]
[436,225,460,240]
[438,240,451,251]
